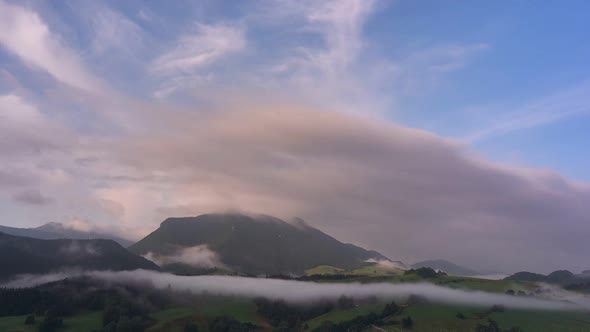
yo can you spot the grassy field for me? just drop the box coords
[146,300,258,332]
[0,311,102,332]
[306,303,385,329]
[490,309,590,332]
[436,275,535,293]
[147,307,197,332]
[395,303,493,332]
[350,264,403,277]
[306,272,536,295]
[199,299,258,324]
[0,315,36,332]
[305,265,345,275]
[305,263,403,277]
[368,302,590,332]
[62,311,103,331]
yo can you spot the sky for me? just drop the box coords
[0,0,589,274]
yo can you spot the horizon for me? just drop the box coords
[1,0,590,274]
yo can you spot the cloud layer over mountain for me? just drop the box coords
[1,0,589,274]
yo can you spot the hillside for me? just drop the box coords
[505,270,587,284]
[411,259,480,276]
[0,223,133,247]
[0,232,158,280]
[129,213,391,275]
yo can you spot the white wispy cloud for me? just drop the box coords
[152,24,245,74]
[0,1,103,93]
[303,0,376,72]
[150,22,246,98]
[0,94,70,155]
[466,82,590,142]
[90,6,147,59]
[249,0,386,114]
[426,43,490,72]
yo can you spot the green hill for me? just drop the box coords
[411,259,480,276]
[129,213,390,275]
[0,232,158,279]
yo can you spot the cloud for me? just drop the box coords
[391,42,490,95]
[58,241,100,256]
[98,104,590,273]
[0,1,103,93]
[466,82,590,142]
[13,189,54,206]
[145,245,226,269]
[150,23,246,98]
[256,0,385,114]
[0,1,589,276]
[366,259,407,270]
[152,23,245,74]
[90,6,147,59]
[426,43,490,72]
[0,94,70,155]
[2,270,585,311]
[59,218,103,233]
[0,169,34,187]
[303,0,377,72]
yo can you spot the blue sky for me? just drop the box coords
[377,0,590,180]
[1,0,589,272]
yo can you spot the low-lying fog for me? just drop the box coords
[2,270,588,311]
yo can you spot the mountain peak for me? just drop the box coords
[36,222,66,231]
[132,213,390,275]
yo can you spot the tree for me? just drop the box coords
[102,304,120,327]
[475,319,500,332]
[381,301,399,317]
[209,316,257,332]
[401,316,414,329]
[24,314,36,325]
[184,321,199,332]
[490,305,505,313]
[38,316,63,332]
[337,295,355,309]
[313,321,336,332]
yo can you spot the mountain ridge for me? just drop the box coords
[130,213,392,275]
[0,222,133,247]
[0,232,158,280]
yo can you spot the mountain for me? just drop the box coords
[411,259,480,276]
[0,232,158,280]
[0,222,133,247]
[505,270,579,284]
[546,270,576,283]
[0,224,58,240]
[129,213,390,275]
[504,271,548,282]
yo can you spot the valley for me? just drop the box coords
[1,213,589,332]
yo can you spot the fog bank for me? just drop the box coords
[2,270,587,311]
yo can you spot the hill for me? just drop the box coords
[0,232,158,280]
[504,270,590,291]
[0,222,133,247]
[129,213,391,275]
[411,259,480,276]
[504,271,547,282]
